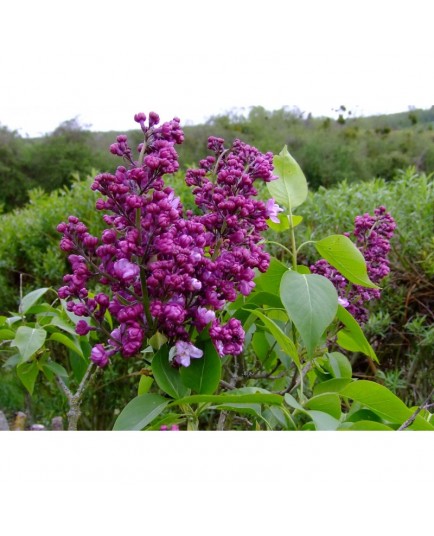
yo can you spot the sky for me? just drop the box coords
[1,0,433,137]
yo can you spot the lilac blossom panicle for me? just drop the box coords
[57,113,277,368]
[311,206,396,323]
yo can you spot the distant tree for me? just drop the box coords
[0,125,33,210]
[21,117,95,192]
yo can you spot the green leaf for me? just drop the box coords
[347,409,382,423]
[6,316,22,326]
[3,354,22,368]
[296,265,311,275]
[169,393,283,408]
[17,361,40,395]
[248,309,299,369]
[0,328,15,340]
[268,146,308,210]
[19,288,50,315]
[43,361,69,380]
[180,340,222,394]
[340,381,434,429]
[11,326,47,363]
[313,378,352,395]
[343,421,394,431]
[325,352,352,379]
[267,214,303,233]
[138,375,154,396]
[266,406,295,430]
[113,394,169,431]
[214,403,262,420]
[80,339,92,360]
[148,331,168,350]
[252,331,276,370]
[305,393,342,419]
[254,256,288,295]
[336,305,378,362]
[285,392,341,430]
[48,315,79,335]
[315,235,378,289]
[49,332,84,358]
[280,271,338,357]
[289,215,303,228]
[69,352,88,383]
[267,213,290,232]
[307,410,340,431]
[245,292,283,309]
[152,345,189,399]
[29,304,57,315]
[284,393,304,410]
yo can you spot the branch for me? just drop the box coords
[280,362,313,395]
[398,388,434,431]
[217,356,240,430]
[55,374,74,403]
[55,362,99,430]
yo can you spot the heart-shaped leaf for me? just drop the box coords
[280,270,338,357]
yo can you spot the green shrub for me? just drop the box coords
[0,174,103,312]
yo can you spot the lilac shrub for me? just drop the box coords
[57,112,277,368]
[311,206,396,323]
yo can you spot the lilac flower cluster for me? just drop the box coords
[311,206,396,323]
[58,113,277,368]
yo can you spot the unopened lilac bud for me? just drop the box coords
[144,155,160,170]
[76,320,91,336]
[134,112,147,123]
[83,234,99,248]
[149,111,160,126]
[102,229,117,244]
[95,293,110,307]
[91,344,109,367]
[58,286,70,299]
[60,238,74,252]
[73,303,88,316]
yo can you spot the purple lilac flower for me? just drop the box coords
[58,112,275,366]
[311,206,396,323]
[172,341,203,367]
[265,198,284,223]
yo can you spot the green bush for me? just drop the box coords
[0,174,103,312]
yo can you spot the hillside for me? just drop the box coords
[1,106,434,211]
